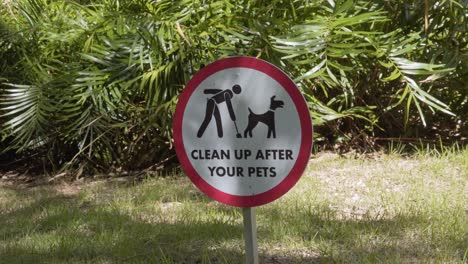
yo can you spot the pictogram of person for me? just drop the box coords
[197,84,242,138]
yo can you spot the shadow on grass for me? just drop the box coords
[259,204,466,263]
[0,187,239,263]
[1,184,464,263]
[0,185,324,263]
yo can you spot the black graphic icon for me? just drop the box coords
[197,84,242,138]
[244,95,284,138]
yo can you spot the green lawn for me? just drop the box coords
[1,149,466,263]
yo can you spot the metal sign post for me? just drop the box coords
[173,56,313,263]
[242,207,259,264]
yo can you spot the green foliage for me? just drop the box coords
[1,0,466,172]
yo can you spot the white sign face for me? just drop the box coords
[174,57,312,207]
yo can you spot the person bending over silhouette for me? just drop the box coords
[197,84,242,138]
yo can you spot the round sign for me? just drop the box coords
[173,57,312,207]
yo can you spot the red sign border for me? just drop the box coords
[173,57,313,207]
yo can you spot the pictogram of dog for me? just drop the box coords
[244,95,284,138]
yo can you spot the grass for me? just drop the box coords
[0,148,466,263]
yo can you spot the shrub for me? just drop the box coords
[1,0,466,173]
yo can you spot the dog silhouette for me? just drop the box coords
[244,95,284,138]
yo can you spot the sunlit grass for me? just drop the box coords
[1,149,466,263]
